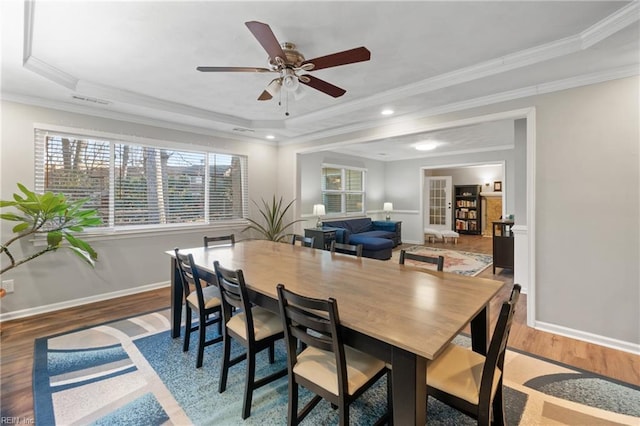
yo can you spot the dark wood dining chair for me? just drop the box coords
[399,249,444,271]
[213,261,288,420]
[174,248,223,368]
[329,240,363,257]
[204,234,235,247]
[276,283,390,425]
[425,284,522,425]
[291,234,315,247]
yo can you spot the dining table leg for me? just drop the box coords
[391,347,427,425]
[470,304,489,354]
[170,257,182,338]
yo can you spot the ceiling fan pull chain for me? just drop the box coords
[285,91,290,116]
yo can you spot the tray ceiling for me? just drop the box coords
[1,1,638,157]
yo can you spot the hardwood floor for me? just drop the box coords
[1,236,638,422]
[401,234,640,387]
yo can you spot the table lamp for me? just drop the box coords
[383,202,393,221]
[312,204,326,228]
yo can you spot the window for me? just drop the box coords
[35,128,248,231]
[321,165,365,215]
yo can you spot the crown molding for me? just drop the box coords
[581,1,640,49]
[282,64,639,146]
[286,3,639,128]
[0,92,275,146]
[18,0,640,146]
[337,144,516,163]
[294,109,533,155]
[286,35,583,127]
[23,56,78,90]
[22,0,640,138]
[74,80,249,127]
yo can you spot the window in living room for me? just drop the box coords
[321,165,365,215]
[35,128,248,231]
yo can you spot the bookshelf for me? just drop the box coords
[454,185,482,235]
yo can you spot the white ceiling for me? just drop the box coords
[1,1,639,160]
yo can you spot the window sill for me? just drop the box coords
[32,220,249,246]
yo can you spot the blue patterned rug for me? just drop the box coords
[33,309,640,425]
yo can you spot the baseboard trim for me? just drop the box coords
[0,281,170,323]
[535,320,640,355]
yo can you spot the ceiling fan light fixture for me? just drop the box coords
[282,68,299,92]
[292,85,306,100]
[265,78,282,97]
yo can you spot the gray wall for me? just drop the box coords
[532,78,638,343]
[0,101,279,313]
[298,151,385,217]
[279,76,639,347]
[514,119,527,223]
[2,76,638,348]
[383,150,516,243]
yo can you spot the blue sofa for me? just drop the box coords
[323,218,399,260]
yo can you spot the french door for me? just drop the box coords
[424,176,452,231]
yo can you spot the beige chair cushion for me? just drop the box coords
[293,345,385,396]
[186,285,221,310]
[426,343,502,405]
[227,306,283,341]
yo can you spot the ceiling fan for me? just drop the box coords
[197,21,371,103]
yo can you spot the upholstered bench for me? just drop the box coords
[424,228,442,243]
[441,230,460,244]
[424,228,460,244]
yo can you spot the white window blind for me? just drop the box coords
[321,165,365,215]
[35,128,248,230]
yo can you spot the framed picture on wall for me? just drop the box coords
[494,181,502,191]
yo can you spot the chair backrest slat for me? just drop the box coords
[175,248,205,305]
[204,234,235,248]
[478,284,521,407]
[399,249,444,271]
[330,240,363,257]
[214,261,254,339]
[277,284,348,390]
[291,234,315,247]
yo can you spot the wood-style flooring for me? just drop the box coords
[1,235,638,422]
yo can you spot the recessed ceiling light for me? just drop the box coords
[266,135,275,140]
[381,109,394,116]
[414,142,439,151]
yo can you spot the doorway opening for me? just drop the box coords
[423,163,505,238]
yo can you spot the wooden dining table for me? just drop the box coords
[167,239,504,425]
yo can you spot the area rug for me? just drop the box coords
[33,309,640,425]
[392,245,493,276]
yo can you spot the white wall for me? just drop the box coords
[0,101,279,315]
[279,76,639,348]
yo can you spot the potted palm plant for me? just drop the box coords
[0,184,102,291]
[243,195,304,242]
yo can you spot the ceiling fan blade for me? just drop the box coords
[258,90,272,101]
[245,21,286,62]
[196,66,271,73]
[299,75,346,98]
[301,46,371,71]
